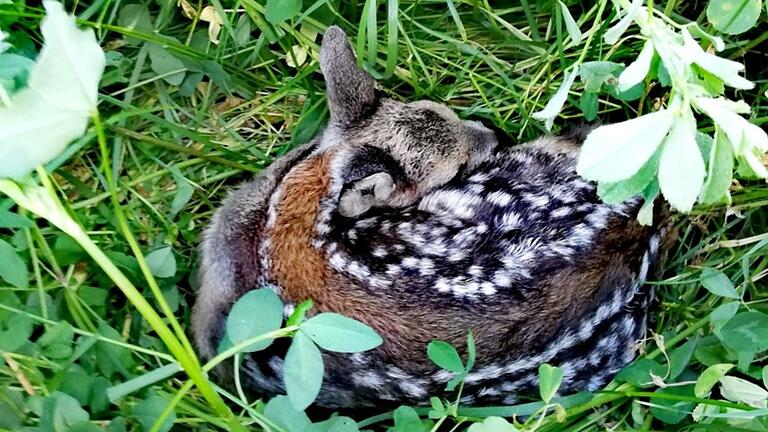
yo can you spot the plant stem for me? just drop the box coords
[90,114,246,430]
[149,325,299,432]
[14,168,243,431]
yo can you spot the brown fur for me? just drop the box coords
[267,147,657,370]
[269,154,333,301]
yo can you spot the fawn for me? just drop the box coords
[192,26,671,408]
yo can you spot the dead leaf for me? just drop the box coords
[178,0,197,19]
[200,6,223,44]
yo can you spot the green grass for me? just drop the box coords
[1,0,767,430]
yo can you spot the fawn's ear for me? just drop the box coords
[337,146,405,217]
[338,172,395,217]
[320,26,377,125]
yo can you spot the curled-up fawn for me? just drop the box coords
[192,26,673,408]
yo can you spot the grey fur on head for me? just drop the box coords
[319,27,499,217]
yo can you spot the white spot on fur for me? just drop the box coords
[329,253,347,271]
[487,191,512,206]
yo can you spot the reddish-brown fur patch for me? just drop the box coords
[269,154,333,301]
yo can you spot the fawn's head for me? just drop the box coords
[318,26,498,217]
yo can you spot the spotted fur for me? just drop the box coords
[192,26,673,409]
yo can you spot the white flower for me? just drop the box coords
[558,0,583,44]
[657,106,704,212]
[696,97,762,150]
[577,107,676,182]
[0,31,10,106]
[743,145,768,178]
[619,39,654,91]
[680,28,754,90]
[532,66,579,131]
[604,0,643,45]
[0,1,105,179]
[696,96,768,178]
[0,30,9,54]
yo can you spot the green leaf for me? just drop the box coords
[133,394,176,432]
[763,366,768,389]
[0,53,34,94]
[710,301,739,338]
[265,0,302,24]
[145,246,176,278]
[106,417,128,432]
[637,180,659,226]
[59,365,93,406]
[695,363,734,397]
[117,4,153,45]
[427,340,464,373]
[95,323,136,378]
[656,61,671,87]
[0,1,105,179]
[606,81,645,101]
[53,235,87,266]
[40,392,89,432]
[538,364,564,403]
[466,331,477,372]
[650,384,695,424]
[306,416,359,432]
[720,311,768,356]
[234,14,252,46]
[0,210,33,228]
[225,288,284,352]
[579,91,598,121]
[719,376,768,408]
[393,405,425,432]
[40,322,74,359]
[168,170,194,219]
[706,0,762,35]
[597,147,661,204]
[668,336,698,380]
[300,312,383,353]
[147,43,186,86]
[107,363,183,403]
[264,395,312,432]
[658,107,704,212]
[428,397,446,419]
[0,385,24,430]
[285,331,324,411]
[0,238,27,288]
[693,64,726,95]
[89,377,110,413]
[66,421,103,432]
[700,268,739,299]
[616,358,665,388]
[699,129,734,205]
[579,61,622,92]
[446,373,465,392]
[0,313,33,351]
[467,416,519,432]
